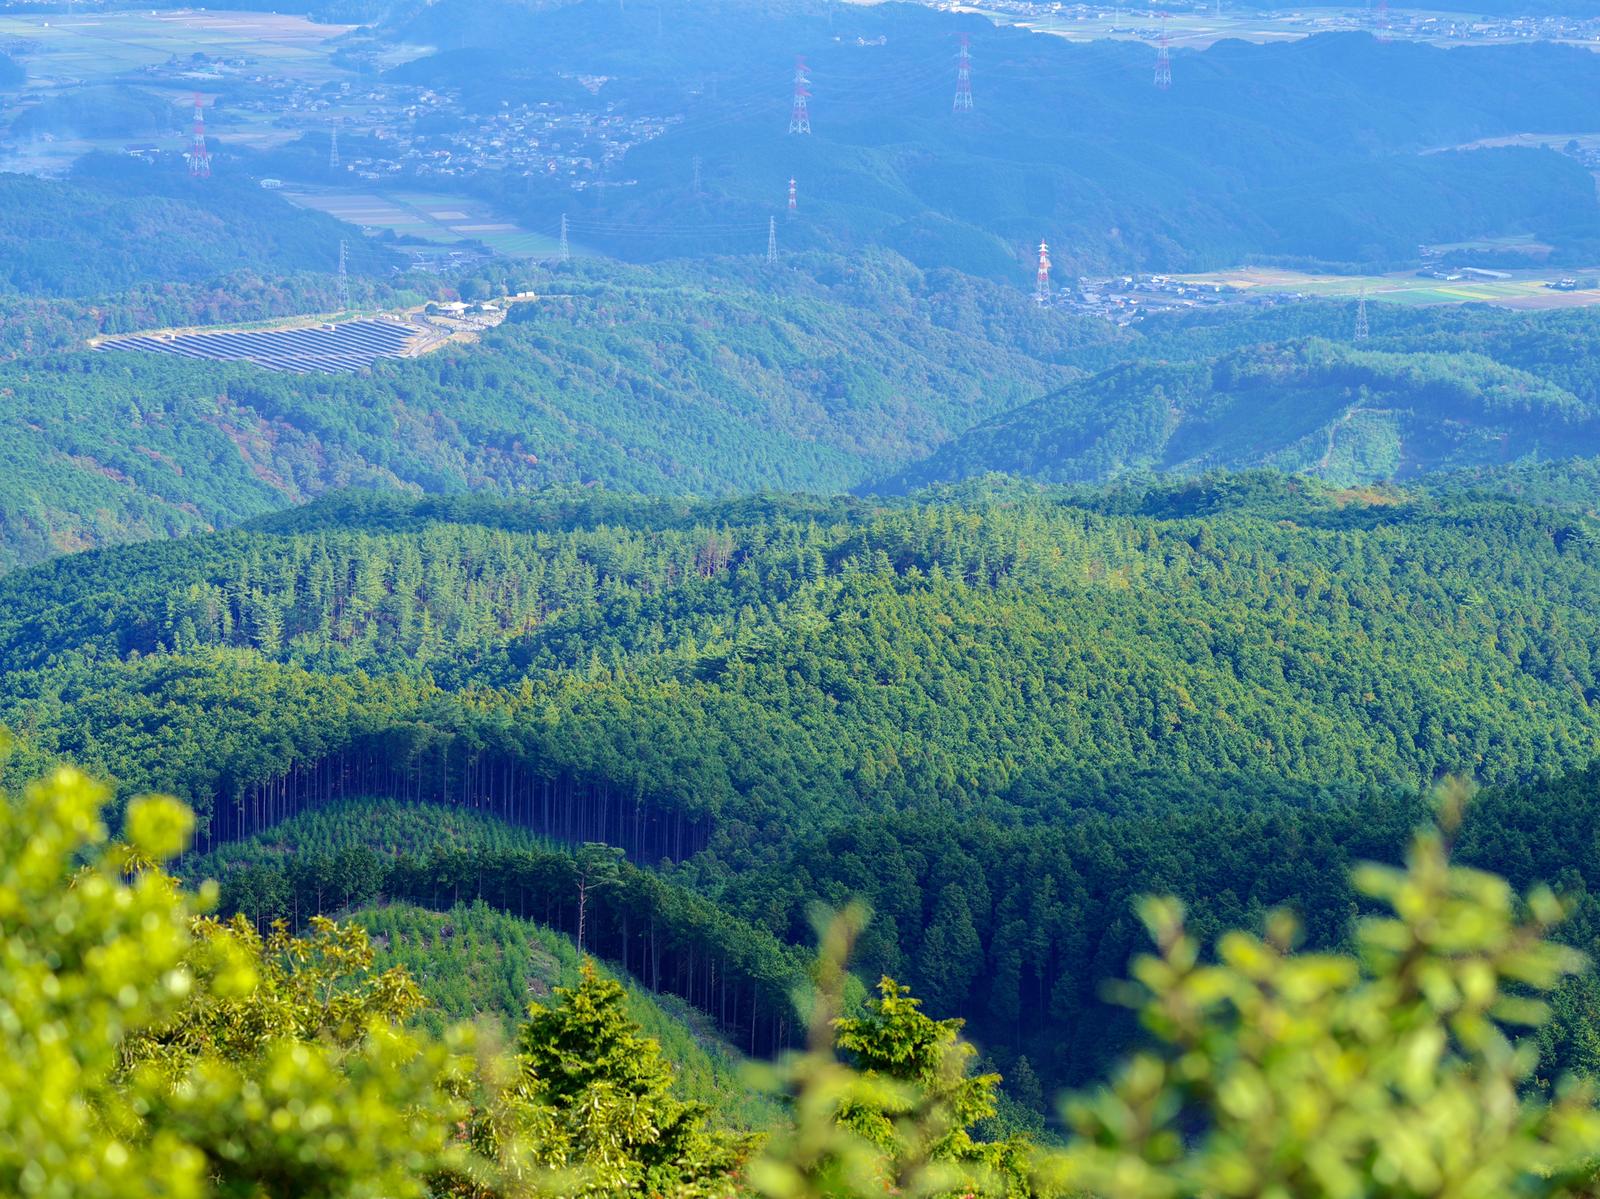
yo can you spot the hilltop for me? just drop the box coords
[0,156,394,298]
[880,337,1600,490]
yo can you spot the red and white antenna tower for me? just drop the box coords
[953,32,974,113]
[787,176,798,215]
[1375,0,1391,41]
[788,55,812,134]
[1153,14,1172,90]
[1035,239,1052,305]
[188,92,211,179]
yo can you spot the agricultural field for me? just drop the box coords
[0,9,367,171]
[1172,265,1600,308]
[941,4,1599,50]
[0,10,354,87]
[280,187,564,258]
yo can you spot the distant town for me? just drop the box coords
[135,51,677,189]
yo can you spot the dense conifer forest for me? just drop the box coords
[13,476,1600,1098]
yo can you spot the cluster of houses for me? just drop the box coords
[1055,275,1277,324]
[139,55,675,190]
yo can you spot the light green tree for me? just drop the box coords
[747,906,1027,1199]
[834,976,1032,1194]
[0,764,207,1199]
[0,757,469,1199]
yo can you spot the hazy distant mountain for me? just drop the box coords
[367,1,1600,273]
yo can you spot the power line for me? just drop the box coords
[954,32,974,112]
[1154,12,1172,89]
[187,92,210,179]
[788,55,812,134]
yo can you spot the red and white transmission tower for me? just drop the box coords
[1153,14,1172,90]
[787,176,797,215]
[188,92,211,179]
[953,32,974,113]
[1035,239,1052,305]
[788,55,812,134]
[1375,0,1391,41]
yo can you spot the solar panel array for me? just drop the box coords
[97,319,421,374]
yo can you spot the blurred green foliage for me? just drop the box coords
[1041,785,1600,1198]
[12,757,1600,1196]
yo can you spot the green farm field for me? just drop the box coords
[280,186,567,258]
[0,10,354,85]
[1172,266,1600,309]
[938,3,1598,51]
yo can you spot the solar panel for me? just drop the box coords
[98,318,424,375]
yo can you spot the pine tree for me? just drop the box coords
[831,975,1032,1193]
[491,961,752,1195]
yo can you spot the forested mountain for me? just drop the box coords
[15,0,1600,1190]
[883,338,1600,489]
[11,476,1600,1088]
[0,156,393,298]
[19,260,1600,575]
[392,0,1600,272]
[0,253,1069,571]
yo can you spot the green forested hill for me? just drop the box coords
[882,338,1600,490]
[175,797,781,1127]
[0,254,1069,571]
[12,477,1600,809]
[357,901,779,1126]
[0,158,393,298]
[10,476,1600,1087]
[16,251,1600,575]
